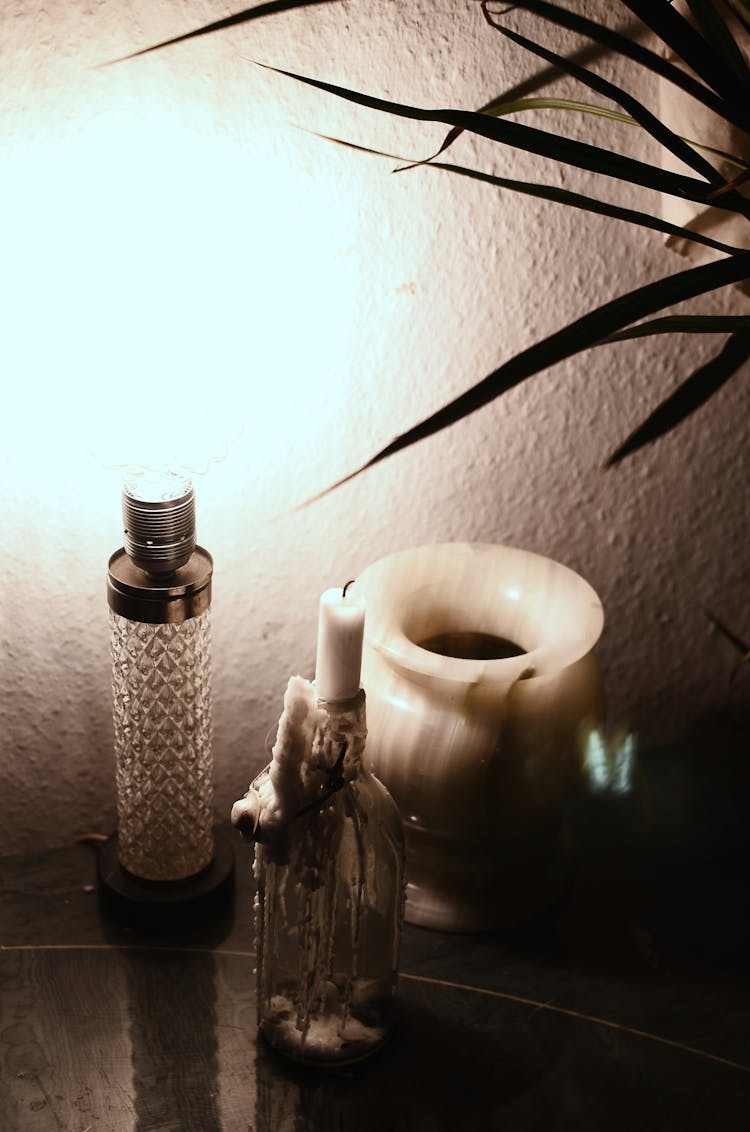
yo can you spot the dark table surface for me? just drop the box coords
[2,741,750,1131]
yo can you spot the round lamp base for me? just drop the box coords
[97,829,235,929]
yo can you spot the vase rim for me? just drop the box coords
[352,541,603,684]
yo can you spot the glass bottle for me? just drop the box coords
[254,689,405,1066]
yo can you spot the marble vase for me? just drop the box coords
[352,543,605,931]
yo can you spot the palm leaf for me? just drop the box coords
[417,158,745,256]
[605,331,750,466]
[112,1,750,489]
[423,22,643,166]
[501,1,750,134]
[419,96,750,175]
[300,253,750,504]
[399,97,748,175]
[724,0,750,37]
[482,4,725,185]
[704,608,750,658]
[106,0,335,64]
[315,130,744,254]
[621,0,750,109]
[685,0,750,82]
[258,64,750,219]
[707,165,750,200]
[600,314,750,342]
[479,97,749,170]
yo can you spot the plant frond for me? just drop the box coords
[103,0,334,64]
[481,2,725,185]
[477,98,750,171]
[258,63,750,219]
[495,1,750,134]
[706,166,750,200]
[685,0,750,83]
[298,253,750,504]
[704,608,750,658]
[406,156,746,256]
[604,331,750,465]
[621,0,750,110]
[316,123,747,254]
[723,0,750,37]
[600,315,750,342]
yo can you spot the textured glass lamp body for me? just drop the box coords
[109,605,213,881]
[106,480,216,885]
[255,693,405,1066]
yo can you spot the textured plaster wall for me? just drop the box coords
[1,1,747,856]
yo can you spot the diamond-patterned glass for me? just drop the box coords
[109,609,214,881]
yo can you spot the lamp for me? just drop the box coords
[97,471,233,924]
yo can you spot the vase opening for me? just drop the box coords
[417,630,525,662]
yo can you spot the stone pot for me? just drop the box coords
[352,542,604,931]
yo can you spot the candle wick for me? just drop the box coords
[342,579,355,598]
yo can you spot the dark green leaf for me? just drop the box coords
[426,22,647,165]
[706,165,750,201]
[104,0,336,64]
[485,98,749,171]
[416,158,746,256]
[318,128,743,253]
[505,1,750,135]
[723,0,750,37]
[622,0,750,110]
[605,330,750,466]
[685,0,750,83]
[319,128,742,252]
[482,3,725,185]
[431,98,748,172]
[704,608,750,657]
[300,253,750,503]
[260,64,750,219]
[601,315,750,342]
[413,97,749,175]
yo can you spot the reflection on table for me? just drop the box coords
[1,740,749,1130]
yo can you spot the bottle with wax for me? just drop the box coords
[239,586,405,1066]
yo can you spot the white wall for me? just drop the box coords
[1,1,747,855]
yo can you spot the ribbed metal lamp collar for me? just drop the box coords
[108,477,212,624]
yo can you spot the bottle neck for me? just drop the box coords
[317,688,367,782]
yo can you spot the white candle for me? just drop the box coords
[314,585,366,702]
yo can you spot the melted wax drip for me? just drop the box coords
[253,677,391,1062]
